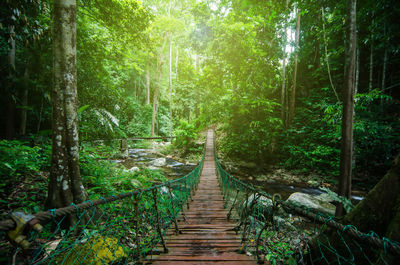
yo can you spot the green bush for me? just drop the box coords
[0,140,51,213]
[79,146,167,197]
[174,120,198,153]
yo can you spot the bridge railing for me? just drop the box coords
[0,154,204,265]
[214,149,400,264]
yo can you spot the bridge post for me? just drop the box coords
[133,193,141,257]
[185,179,190,209]
[120,138,128,158]
[167,185,180,235]
[152,188,168,253]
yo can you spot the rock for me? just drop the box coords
[315,192,335,203]
[286,192,336,216]
[307,180,319,187]
[274,216,297,231]
[127,166,140,172]
[149,158,166,167]
[119,150,129,159]
[109,159,123,164]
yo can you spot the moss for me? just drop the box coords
[343,154,400,235]
[56,236,126,265]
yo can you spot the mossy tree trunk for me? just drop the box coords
[343,154,400,240]
[46,0,86,210]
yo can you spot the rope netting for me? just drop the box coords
[215,152,400,265]
[1,158,203,265]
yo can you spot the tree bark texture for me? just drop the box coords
[355,47,360,95]
[19,66,29,136]
[336,0,357,217]
[169,39,173,137]
[47,0,86,210]
[369,34,374,90]
[175,46,179,82]
[6,26,16,139]
[146,60,150,105]
[382,48,388,90]
[281,56,286,124]
[288,8,300,125]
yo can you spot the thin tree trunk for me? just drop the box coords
[151,88,158,137]
[336,0,357,217]
[281,0,288,124]
[6,26,16,139]
[175,47,179,82]
[19,66,29,136]
[281,56,286,123]
[288,8,301,125]
[381,49,388,90]
[146,60,150,105]
[47,0,86,211]
[355,47,360,95]
[151,47,164,136]
[381,23,387,93]
[369,34,374,90]
[37,96,44,133]
[321,7,339,102]
[169,39,173,137]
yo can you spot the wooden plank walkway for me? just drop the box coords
[147,130,257,264]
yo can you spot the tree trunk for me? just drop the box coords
[281,56,286,124]
[6,26,16,139]
[369,34,374,90]
[47,0,86,211]
[288,8,300,125]
[169,39,173,137]
[343,153,400,264]
[381,48,388,90]
[321,7,339,102]
[151,87,159,137]
[281,0,288,125]
[19,66,29,136]
[336,0,357,217]
[151,50,164,137]
[175,46,179,82]
[146,60,150,105]
[355,47,360,95]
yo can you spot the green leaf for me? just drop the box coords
[78,104,90,114]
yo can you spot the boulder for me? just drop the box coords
[286,192,336,216]
[149,158,166,167]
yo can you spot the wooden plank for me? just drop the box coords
[145,130,257,265]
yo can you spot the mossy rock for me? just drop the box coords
[56,236,127,265]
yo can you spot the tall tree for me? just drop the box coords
[288,7,301,125]
[6,25,16,139]
[281,0,289,124]
[169,38,173,136]
[46,0,86,210]
[146,60,150,105]
[336,0,357,217]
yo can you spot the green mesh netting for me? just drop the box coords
[1,158,203,265]
[215,152,400,265]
